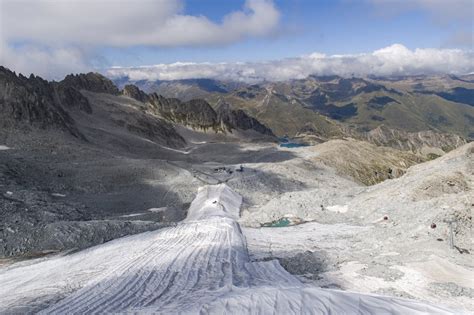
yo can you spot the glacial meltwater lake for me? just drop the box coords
[279,142,309,148]
[262,218,292,227]
[278,137,309,148]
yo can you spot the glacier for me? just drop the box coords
[0,184,462,314]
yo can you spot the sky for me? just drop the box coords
[0,0,473,81]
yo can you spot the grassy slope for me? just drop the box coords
[346,91,474,137]
[147,76,474,139]
[207,91,343,138]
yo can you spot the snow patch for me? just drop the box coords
[327,204,349,213]
[380,252,400,256]
[120,213,146,218]
[51,193,66,198]
[147,207,167,213]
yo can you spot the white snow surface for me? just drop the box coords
[0,184,462,314]
[326,204,349,213]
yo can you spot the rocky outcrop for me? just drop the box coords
[124,84,275,136]
[122,84,149,103]
[174,98,217,130]
[124,114,186,148]
[0,183,169,257]
[363,125,467,156]
[0,66,85,138]
[308,139,424,185]
[297,123,468,157]
[55,85,92,114]
[61,72,119,95]
[216,101,275,136]
[148,94,220,131]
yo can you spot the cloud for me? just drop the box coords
[106,44,474,83]
[0,0,280,78]
[0,43,98,79]
[1,0,279,47]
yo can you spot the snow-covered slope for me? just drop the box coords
[0,184,462,314]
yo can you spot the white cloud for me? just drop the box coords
[106,44,474,83]
[1,0,279,47]
[0,0,280,78]
[0,43,95,79]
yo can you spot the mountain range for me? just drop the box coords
[115,74,474,145]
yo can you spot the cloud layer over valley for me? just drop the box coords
[107,44,474,83]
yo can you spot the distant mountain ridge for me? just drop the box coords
[115,74,474,144]
[1,67,470,157]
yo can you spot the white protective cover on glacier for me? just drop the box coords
[0,184,462,314]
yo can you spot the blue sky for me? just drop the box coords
[1,0,472,79]
[100,0,469,67]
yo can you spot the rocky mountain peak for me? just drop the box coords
[215,100,274,136]
[122,84,149,103]
[148,96,219,130]
[61,72,119,95]
[145,94,274,137]
[0,67,85,139]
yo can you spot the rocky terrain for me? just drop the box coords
[241,142,473,311]
[121,83,274,137]
[0,66,85,139]
[304,139,425,185]
[295,125,467,158]
[0,67,275,258]
[360,125,467,156]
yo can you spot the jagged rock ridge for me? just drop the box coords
[61,72,120,95]
[215,101,274,136]
[123,84,275,137]
[1,68,274,147]
[0,66,87,139]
